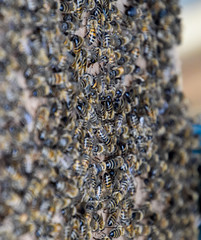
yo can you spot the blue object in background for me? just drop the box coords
[192,124,201,240]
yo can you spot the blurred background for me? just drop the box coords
[179,0,201,116]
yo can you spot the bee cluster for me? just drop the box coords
[0,0,199,240]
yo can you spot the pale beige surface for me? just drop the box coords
[179,1,201,116]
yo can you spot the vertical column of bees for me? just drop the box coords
[0,0,199,240]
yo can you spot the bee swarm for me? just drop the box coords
[0,0,199,240]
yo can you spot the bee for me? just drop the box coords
[60,2,70,13]
[8,167,27,191]
[74,119,84,139]
[131,46,140,61]
[86,19,97,45]
[64,225,71,240]
[56,181,79,198]
[94,162,106,174]
[109,227,125,239]
[86,197,100,212]
[104,172,112,191]
[120,208,129,224]
[76,0,85,18]
[83,135,93,153]
[110,66,124,79]
[107,195,120,213]
[72,159,84,175]
[73,49,87,75]
[87,0,95,10]
[125,223,135,238]
[105,95,114,119]
[107,210,118,226]
[82,154,90,174]
[93,213,105,231]
[104,21,112,32]
[110,4,121,20]
[87,47,99,67]
[97,128,111,147]
[105,156,124,170]
[87,105,98,125]
[46,223,62,236]
[110,20,121,33]
[103,32,110,48]
[119,174,129,197]
[85,230,92,240]
[131,209,144,222]
[116,114,124,131]
[128,112,139,128]
[134,224,151,236]
[71,227,80,240]
[92,143,105,155]
[63,37,74,50]
[93,1,102,19]
[76,102,87,118]
[48,72,65,86]
[24,179,45,204]
[32,84,53,97]
[61,21,74,35]
[117,54,130,66]
[71,35,83,54]
[60,1,76,13]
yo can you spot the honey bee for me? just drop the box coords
[35,106,49,131]
[87,0,95,10]
[107,195,120,213]
[107,210,118,226]
[32,84,53,97]
[97,128,111,147]
[76,0,85,18]
[131,209,145,222]
[61,21,74,35]
[103,32,110,48]
[83,135,93,154]
[105,95,114,119]
[73,159,84,175]
[128,112,139,128]
[60,1,76,14]
[48,72,66,86]
[105,156,124,170]
[63,37,74,50]
[116,113,124,131]
[46,223,62,236]
[76,102,87,118]
[94,162,106,174]
[82,153,91,174]
[71,35,83,54]
[93,213,105,231]
[87,105,98,125]
[87,47,99,67]
[74,119,84,139]
[134,224,151,236]
[104,172,112,192]
[92,143,105,155]
[64,225,71,240]
[109,227,125,239]
[110,66,124,79]
[86,21,97,46]
[56,180,79,198]
[110,4,121,20]
[110,19,121,33]
[71,227,80,240]
[24,178,47,204]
